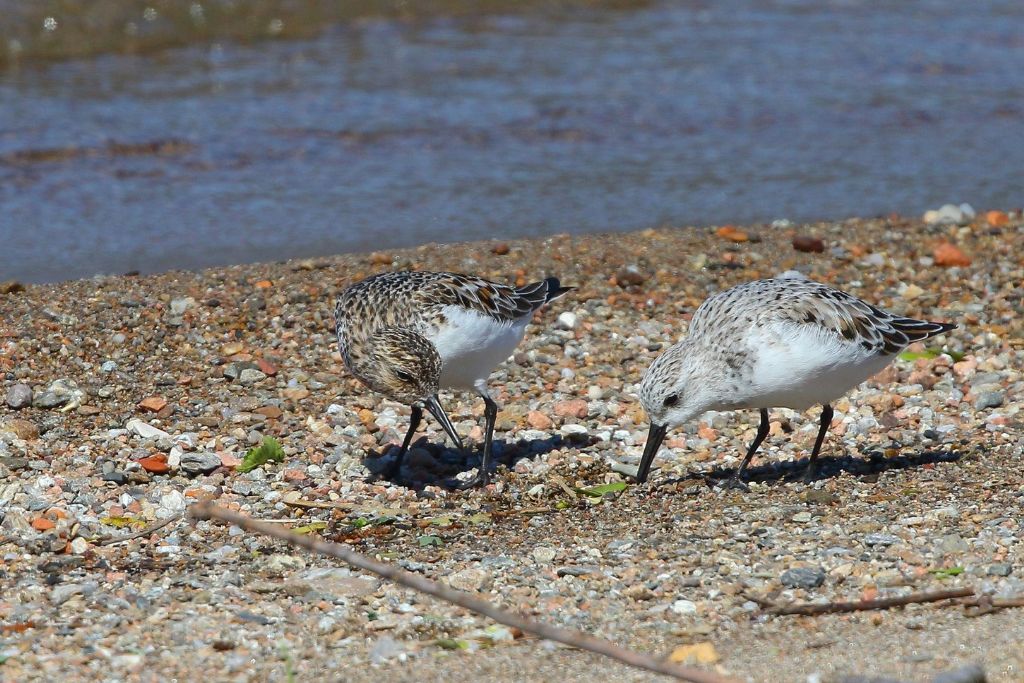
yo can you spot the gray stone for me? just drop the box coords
[780,566,826,589]
[180,451,222,475]
[5,384,33,410]
[988,563,1013,577]
[864,533,900,547]
[445,567,492,592]
[223,362,259,381]
[936,533,970,554]
[238,369,267,386]
[974,391,1004,410]
[32,379,84,409]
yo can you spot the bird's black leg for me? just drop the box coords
[454,389,497,489]
[803,403,833,482]
[723,408,770,491]
[382,405,422,480]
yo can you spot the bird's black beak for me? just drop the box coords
[636,422,667,484]
[424,395,465,451]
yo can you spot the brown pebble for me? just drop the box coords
[792,235,825,253]
[138,396,168,413]
[491,243,511,255]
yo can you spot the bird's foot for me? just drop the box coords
[447,469,491,490]
[715,475,750,492]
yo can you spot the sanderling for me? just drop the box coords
[636,277,956,487]
[335,270,572,488]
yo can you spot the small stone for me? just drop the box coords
[32,517,56,531]
[180,451,222,475]
[901,284,925,300]
[238,368,267,386]
[532,547,557,564]
[158,490,187,516]
[255,405,283,419]
[792,235,824,253]
[126,419,171,440]
[988,563,1013,577]
[1,418,40,440]
[491,243,510,255]
[527,410,553,430]
[553,399,588,419]
[446,567,491,592]
[974,391,1004,410]
[864,533,900,547]
[32,379,84,409]
[138,453,171,474]
[780,566,825,589]
[369,636,403,664]
[169,297,195,315]
[223,362,258,381]
[614,266,646,288]
[933,242,971,267]
[5,384,33,410]
[715,225,749,242]
[671,599,698,615]
[138,396,168,413]
[69,537,89,555]
[936,534,969,555]
[555,311,577,330]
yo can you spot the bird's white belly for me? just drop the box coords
[431,305,528,390]
[741,324,894,410]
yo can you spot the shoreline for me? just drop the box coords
[1,214,1022,682]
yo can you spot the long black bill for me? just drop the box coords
[636,422,667,484]
[424,395,465,452]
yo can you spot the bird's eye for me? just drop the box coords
[395,370,415,383]
[663,394,679,408]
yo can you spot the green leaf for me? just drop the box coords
[466,512,492,526]
[576,481,628,497]
[418,534,444,547]
[237,436,285,473]
[929,567,964,577]
[435,638,469,650]
[555,500,572,510]
[293,521,327,534]
[899,348,965,362]
[100,516,145,529]
[429,516,454,527]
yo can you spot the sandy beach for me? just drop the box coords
[1,213,1022,682]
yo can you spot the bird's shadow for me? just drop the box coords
[362,432,582,490]
[660,448,962,489]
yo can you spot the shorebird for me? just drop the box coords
[636,277,956,487]
[335,270,572,488]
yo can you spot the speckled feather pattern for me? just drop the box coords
[335,270,564,381]
[640,277,956,415]
[688,278,954,355]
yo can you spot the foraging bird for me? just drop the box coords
[636,277,956,487]
[335,270,572,488]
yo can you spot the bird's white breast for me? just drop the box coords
[430,305,529,389]
[742,321,893,410]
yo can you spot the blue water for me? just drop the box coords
[1,0,1022,282]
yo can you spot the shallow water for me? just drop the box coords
[1,0,1022,283]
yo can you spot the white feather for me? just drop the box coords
[429,305,529,390]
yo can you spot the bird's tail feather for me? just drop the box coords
[892,318,957,343]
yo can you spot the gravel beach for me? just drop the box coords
[1,213,1022,682]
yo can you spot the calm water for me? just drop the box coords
[1,0,1022,283]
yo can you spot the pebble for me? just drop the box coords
[780,567,826,589]
[555,311,577,330]
[5,384,33,410]
[974,391,1004,410]
[180,451,223,475]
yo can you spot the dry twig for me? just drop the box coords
[744,585,1024,618]
[98,512,184,546]
[190,502,735,683]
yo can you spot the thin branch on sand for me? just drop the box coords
[189,502,736,683]
[742,586,1024,617]
[98,512,183,546]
